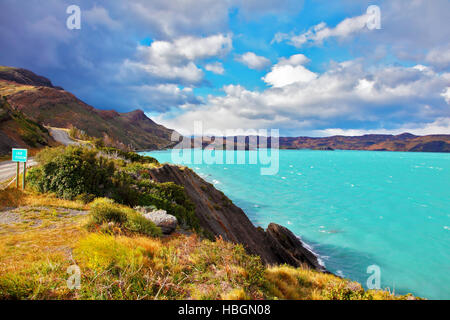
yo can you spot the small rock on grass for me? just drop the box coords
[134,206,178,234]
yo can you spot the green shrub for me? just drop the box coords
[28,145,200,232]
[125,212,162,237]
[99,147,159,165]
[27,146,115,199]
[35,146,65,165]
[125,163,151,179]
[75,193,96,204]
[109,170,140,206]
[135,180,199,231]
[90,198,128,225]
[89,198,161,237]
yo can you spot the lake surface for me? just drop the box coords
[141,149,450,299]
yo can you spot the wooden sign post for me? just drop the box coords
[12,149,28,189]
[16,162,19,188]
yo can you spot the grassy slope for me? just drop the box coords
[0,188,414,300]
[0,96,56,155]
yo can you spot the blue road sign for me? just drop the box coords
[12,149,28,162]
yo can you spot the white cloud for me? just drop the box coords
[235,52,271,70]
[316,118,450,136]
[277,54,310,66]
[141,34,232,63]
[442,87,450,104]
[156,58,450,135]
[205,62,225,75]
[426,46,450,71]
[262,54,317,87]
[119,34,232,85]
[275,13,370,48]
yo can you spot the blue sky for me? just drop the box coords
[0,0,449,136]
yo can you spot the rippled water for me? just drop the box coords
[142,149,450,299]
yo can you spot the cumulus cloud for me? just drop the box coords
[262,54,317,87]
[235,52,271,70]
[157,56,450,135]
[119,34,232,85]
[205,62,225,75]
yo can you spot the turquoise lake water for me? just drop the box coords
[141,149,450,299]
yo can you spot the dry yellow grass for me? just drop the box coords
[0,219,87,273]
[264,265,411,300]
[0,188,87,211]
[0,189,416,300]
[0,82,38,96]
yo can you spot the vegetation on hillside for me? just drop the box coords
[0,146,417,300]
[0,96,53,155]
[68,126,91,142]
[87,198,162,237]
[27,146,199,231]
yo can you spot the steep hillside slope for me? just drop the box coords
[0,67,177,151]
[148,164,325,271]
[0,66,58,88]
[0,96,55,155]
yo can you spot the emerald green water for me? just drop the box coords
[142,149,450,299]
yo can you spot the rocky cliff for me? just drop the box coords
[148,164,326,272]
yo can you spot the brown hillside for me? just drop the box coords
[279,133,450,152]
[0,96,56,155]
[0,67,177,151]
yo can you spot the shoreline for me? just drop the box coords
[141,149,450,299]
[190,164,328,269]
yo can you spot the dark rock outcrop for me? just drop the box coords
[265,223,326,271]
[149,164,325,271]
[0,67,54,88]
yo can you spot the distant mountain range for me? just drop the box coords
[0,66,449,155]
[187,133,450,153]
[278,133,450,152]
